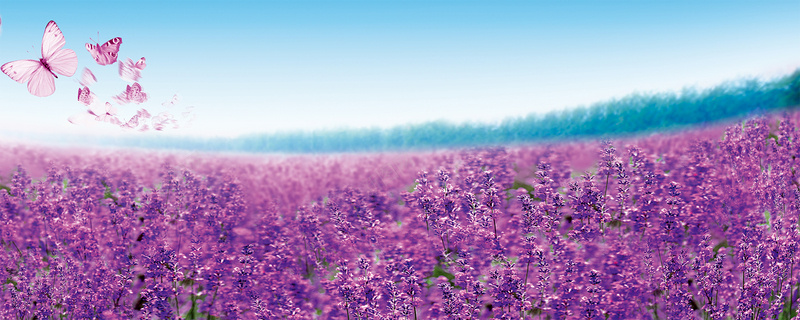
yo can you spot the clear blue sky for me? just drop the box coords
[1,0,799,138]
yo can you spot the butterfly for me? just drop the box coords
[120,115,140,129]
[86,36,122,66]
[181,106,196,127]
[68,101,115,125]
[121,108,152,129]
[2,21,78,97]
[119,57,146,82]
[113,82,148,104]
[94,102,121,125]
[152,112,177,131]
[79,68,96,87]
[162,93,181,107]
[136,108,152,119]
[78,86,96,106]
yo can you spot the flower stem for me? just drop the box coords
[493,216,498,239]
[524,262,530,287]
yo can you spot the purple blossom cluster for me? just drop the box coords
[0,112,799,318]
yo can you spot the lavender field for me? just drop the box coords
[0,111,799,319]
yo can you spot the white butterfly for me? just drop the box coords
[2,21,78,97]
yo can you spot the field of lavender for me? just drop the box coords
[0,112,799,319]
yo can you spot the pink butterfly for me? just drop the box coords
[68,102,118,125]
[68,102,103,125]
[86,37,122,66]
[119,57,146,82]
[120,115,140,129]
[137,108,152,119]
[162,93,181,107]
[181,106,196,127]
[78,86,95,106]
[152,112,178,131]
[79,68,96,87]
[1,21,78,97]
[120,108,152,129]
[113,82,148,104]
[93,102,121,125]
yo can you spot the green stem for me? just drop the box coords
[742,271,746,295]
[43,219,50,255]
[188,281,196,319]
[493,214,498,239]
[174,274,180,319]
[788,258,794,318]
[10,240,22,257]
[523,262,530,287]
[206,283,219,320]
[653,295,660,320]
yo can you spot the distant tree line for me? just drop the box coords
[109,69,800,153]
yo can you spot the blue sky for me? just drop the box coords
[1,0,799,138]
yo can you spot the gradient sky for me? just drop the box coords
[0,0,799,139]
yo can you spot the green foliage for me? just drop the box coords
[182,293,204,320]
[779,302,798,320]
[431,264,455,282]
[511,180,535,196]
[101,180,119,204]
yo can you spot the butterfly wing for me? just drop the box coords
[118,108,153,130]
[45,48,77,77]
[137,108,152,119]
[85,43,100,63]
[68,112,99,126]
[100,37,122,64]
[104,102,118,116]
[38,20,76,90]
[119,57,145,82]
[135,57,146,69]
[118,58,134,82]
[27,64,56,97]
[2,60,56,96]
[121,114,140,129]
[79,68,96,87]
[78,86,95,105]
[97,102,122,125]
[118,82,148,104]
[162,93,180,107]
[136,92,148,104]
[113,84,131,104]
[181,106,196,127]
[86,37,121,65]
[152,111,178,131]
[2,59,41,83]
[87,101,106,117]
[41,21,66,60]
